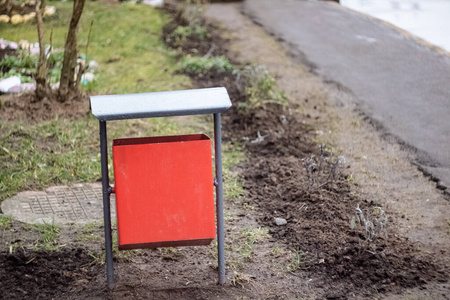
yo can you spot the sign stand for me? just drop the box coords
[90,87,231,287]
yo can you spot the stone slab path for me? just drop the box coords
[1,183,116,225]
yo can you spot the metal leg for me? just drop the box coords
[99,120,114,288]
[213,113,226,284]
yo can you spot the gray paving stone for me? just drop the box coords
[1,183,116,225]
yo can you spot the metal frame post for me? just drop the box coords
[99,120,114,287]
[214,113,226,284]
[92,88,231,287]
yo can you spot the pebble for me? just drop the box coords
[9,42,18,50]
[274,217,287,226]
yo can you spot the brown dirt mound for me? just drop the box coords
[0,92,90,124]
[223,92,448,297]
[0,248,103,299]
[0,4,35,17]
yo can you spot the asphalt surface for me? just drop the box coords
[243,0,450,188]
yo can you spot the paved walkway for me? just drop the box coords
[1,183,116,225]
[243,0,450,188]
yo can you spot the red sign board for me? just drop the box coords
[112,134,216,250]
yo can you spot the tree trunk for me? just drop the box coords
[35,0,48,101]
[58,0,86,102]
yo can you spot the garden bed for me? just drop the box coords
[162,1,449,297]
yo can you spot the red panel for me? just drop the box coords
[112,134,216,250]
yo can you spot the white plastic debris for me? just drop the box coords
[0,76,21,93]
[82,72,95,83]
[8,42,18,50]
[274,217,287,226]
[0,39,7,49]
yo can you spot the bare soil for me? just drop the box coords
[0,47,90,124]
[0,4,35,17]
[0,2,449,300]
[0,92,90,123]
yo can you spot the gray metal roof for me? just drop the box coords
[90,87,232,121]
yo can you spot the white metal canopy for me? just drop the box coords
[90,87,232,121]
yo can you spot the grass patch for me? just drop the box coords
[0,215,13,229]
[0,1,197,203]
[238,227,269,259]
[222,142,246,201]
[24,221,61,251]
[169,25,207,47]
[178,56,234,75]
[0,116,101,202]
[76,221,103,242]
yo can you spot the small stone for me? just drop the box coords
[274,217,287,226]
[0,76,21,93]
[0,39,7,49]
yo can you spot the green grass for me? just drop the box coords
[238,227,269,259]
[286,247,314,272]
[76,221,103,242]
[24,221,61,251]
[178,56,235,75]
[0,115,194,203]
[169,25,207,47]
[222,142,246,200]
[0,1,190,94]
[0,215,13,229]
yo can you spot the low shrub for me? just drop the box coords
[178,55,234,74]
[237,65,287,113]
